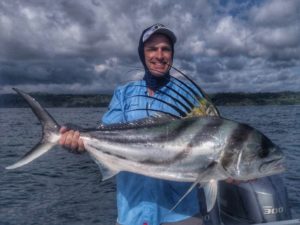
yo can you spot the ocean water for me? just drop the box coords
[0,105,299,224]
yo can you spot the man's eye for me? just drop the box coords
[146,47,156,51]
[162,47,171,52]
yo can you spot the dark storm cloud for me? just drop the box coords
[195,58,224,77]
[61,1,96,27]
[0,58,96,85]
[0,0,299,93]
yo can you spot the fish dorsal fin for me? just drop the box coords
[147,112,178,121]
[168,65,220,118]
[187,98,220,117]
[202,179,218,212]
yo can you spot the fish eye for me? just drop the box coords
[258,148,269,158]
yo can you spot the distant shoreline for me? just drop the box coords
[1,92,299,108]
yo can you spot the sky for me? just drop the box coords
[0,0,299,94]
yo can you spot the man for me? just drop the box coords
[60,24,204,225]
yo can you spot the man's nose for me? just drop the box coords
[156,49,163,59]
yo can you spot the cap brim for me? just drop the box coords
[143,27,177,43]
[154,28,177,43]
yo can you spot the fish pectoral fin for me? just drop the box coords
[170,162,218,212]
[169,180,199,212]
[202,179,218,212]
[170,170,208,212]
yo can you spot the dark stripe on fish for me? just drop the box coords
[221,123,253,169]
[97,118,200,145]
[103,150,128,160]
[140,117,224,165]
[186,117,224,147]
[259,136,273,158]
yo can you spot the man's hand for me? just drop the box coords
[225,177,257,185]
[225,177,242,185]
[59,126,85,153]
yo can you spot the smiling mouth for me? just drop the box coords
[148,61,170,75]
[150,63,168,72]
[153,62,164,66]
[152,61,167,66]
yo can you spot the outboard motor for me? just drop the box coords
[219,175,291,224]
[201,175,291,225]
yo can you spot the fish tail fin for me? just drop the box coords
[6,88,60,170]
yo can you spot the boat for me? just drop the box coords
[199,175,299,225]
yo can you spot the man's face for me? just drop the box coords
[144,34,173,77]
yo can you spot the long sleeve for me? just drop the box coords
[101,87,125,125]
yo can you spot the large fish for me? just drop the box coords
[6,88,285,211]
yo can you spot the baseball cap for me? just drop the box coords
[142,23,177,44]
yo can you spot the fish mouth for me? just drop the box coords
[259,157,286,174]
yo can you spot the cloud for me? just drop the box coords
[0,0,299,94]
